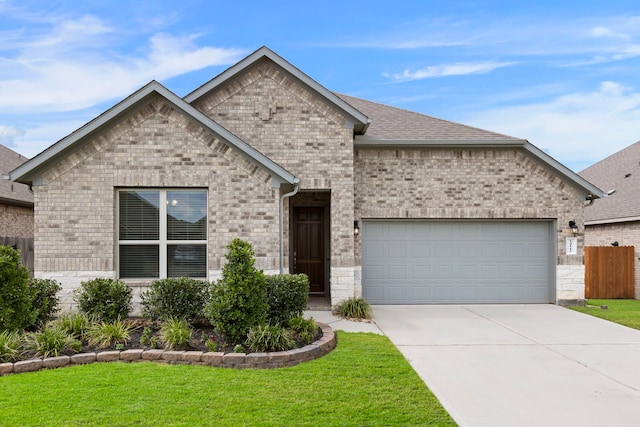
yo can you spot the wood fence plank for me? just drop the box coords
[585,246,634,299]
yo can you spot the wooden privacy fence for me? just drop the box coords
[585,246,635,299]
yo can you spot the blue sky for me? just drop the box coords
[1,1,640,172]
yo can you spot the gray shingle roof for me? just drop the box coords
[336,93,520,141]
[579,140,640,224]
[0,144,33,207]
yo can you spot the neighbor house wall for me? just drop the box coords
[192,60,356,305]
[585,222,640,299]
[33,96,281,313]
[354,148,587,303]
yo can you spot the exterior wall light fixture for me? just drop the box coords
[354,220,360,236]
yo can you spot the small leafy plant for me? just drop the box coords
[27,278,62,330]
[0,245,34,331]
[233,344,245,353]
[159,317,192,350]
[0,330,24,363]
[245,324,295,352]
[141,278,209,323]
[288,316,319,344]
[207,239,268,344]
[74,278,132,323]
[87,319,135,349]
[334,297,372,320]
[49,312,93,341]
[140,327,153,346]
[24,327,81,358]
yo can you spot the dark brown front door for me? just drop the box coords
[293,207,325,294]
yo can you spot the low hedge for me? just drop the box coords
[266,274,309,324]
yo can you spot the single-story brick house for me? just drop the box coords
[579,140,640,299]
[1,144,34,273]
[8,47,602,312]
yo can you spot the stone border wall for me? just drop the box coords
[0,324,335,375]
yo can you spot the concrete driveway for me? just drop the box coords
[373,304,640,427]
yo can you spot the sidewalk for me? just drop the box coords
[305,310,383,334]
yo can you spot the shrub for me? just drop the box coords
[245,324,295,352]
[265,274,309,324]
[0,245,34,331]
[73,278,132,323]
[288,316,319,344]
[27,278,62,330]
[0,330,23,363]
[159,317,192,350]
[24,327,81,358]
[87,319,135,349]
[206,239,267,344]
[141,278,209,322]
[335,297,372,320]
[50,312,93,340]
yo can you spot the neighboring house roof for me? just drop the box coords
[0,144,33,207]
[8,81,299,188]
[579,140,640,225]
[338,93,603,200]
[184,46,371,134]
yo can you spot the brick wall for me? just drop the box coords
[0,203,33,238]
[34,96,281,312]
[193,61,357,304]
[584,222,640,299]
[354,147,587,302]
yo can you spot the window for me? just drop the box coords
[118,190,207,279]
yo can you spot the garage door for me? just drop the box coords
[362,221,553,304]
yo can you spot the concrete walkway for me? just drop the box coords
[373,304,640,427]
[305,310,382,334]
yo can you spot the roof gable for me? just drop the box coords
[184,46,370,134]
[8,81,298,188]
[579,140,640,224]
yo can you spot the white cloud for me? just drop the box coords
[0,124,23,144]
[0,16,246,113]
[463,81,640,171]
[388,61,515,82]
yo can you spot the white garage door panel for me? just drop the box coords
[362,221,553,304]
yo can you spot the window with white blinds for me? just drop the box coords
[118,190,207,279]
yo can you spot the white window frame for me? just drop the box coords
[117,189,208,280]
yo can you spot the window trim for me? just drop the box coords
[117,189,208,280]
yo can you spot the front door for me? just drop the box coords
[293,206,325,294]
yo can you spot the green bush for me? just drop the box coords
[159,317,192,350]
[288,316,319,344]
[0,330,23,363]
[265,274,309,324]
[87,318,135,349]
[27,278,62,330]
[245,324,295,352]
[0,245,34,331]
[24,327,81,358]
[335,297,372,320]
[73,278,132,323]
[141,278,209,322]
[206,239,267,344]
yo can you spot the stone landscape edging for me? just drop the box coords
[0,323,336,376]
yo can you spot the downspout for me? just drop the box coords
[279,181,300,274]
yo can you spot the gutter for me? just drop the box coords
[279,181,300,274]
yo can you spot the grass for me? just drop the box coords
[0,332,455,426]
[569,299,640,330]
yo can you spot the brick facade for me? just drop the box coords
[0,203,33,238]
[354,147,587,302]
[584,222,640,299]
[21,49,594,310]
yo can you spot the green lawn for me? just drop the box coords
[569,299,640,330]
[0,332,455,426]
